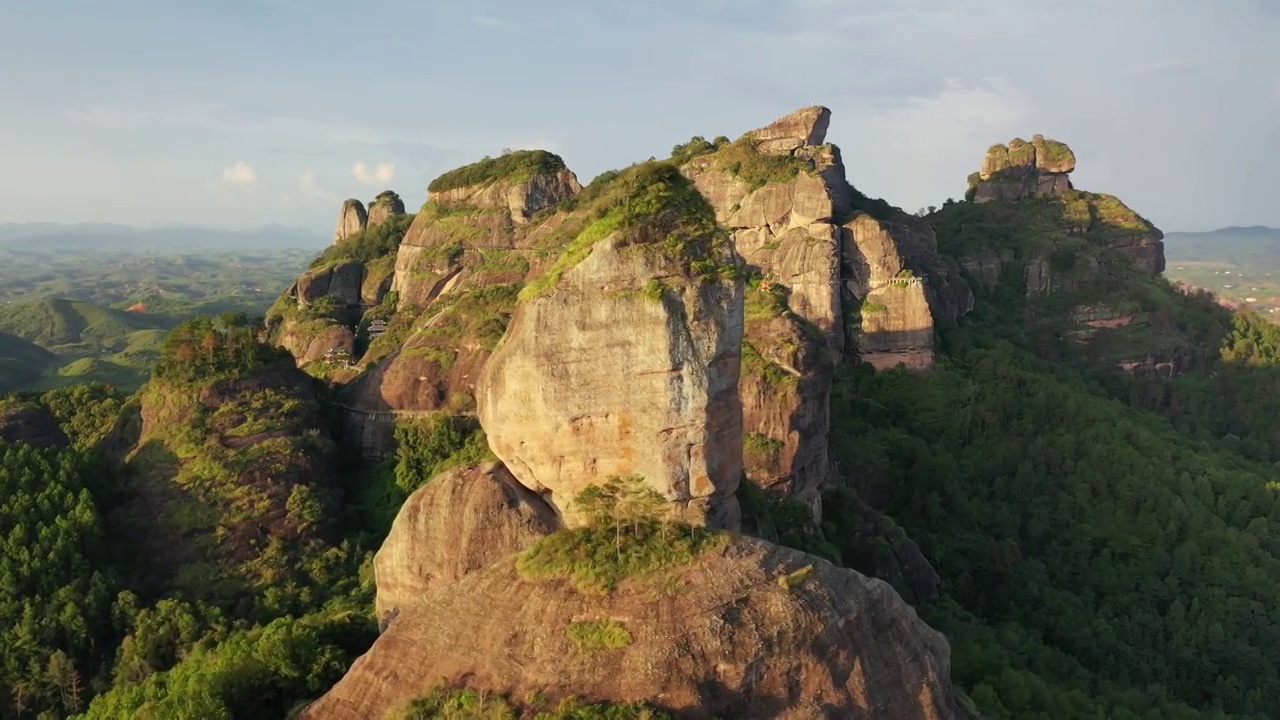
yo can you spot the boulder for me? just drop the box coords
[301,537,969,720]
[333,199,368,244]
[294,261,365,308]
[749,105,832,155]
[374,462,560,629]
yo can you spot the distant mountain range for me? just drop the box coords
[0,222,327,253]
[1164,226,1280,265]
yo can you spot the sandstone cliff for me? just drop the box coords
[302,537,965,720]
[333,198,368,244]
[679,107,970,507]
[391,151,581,311]
[367,190,406,229]
[478,164,744,529]
[843,213,974,370]
[373,462,559,629]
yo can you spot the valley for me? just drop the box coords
[0,226,320,392]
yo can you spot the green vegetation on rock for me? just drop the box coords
[566,620,633,653]
[520,162,732,301]
[312,212,416,268]
[428,150,567,194]
[705,136,815,190]
[517,476,725,594]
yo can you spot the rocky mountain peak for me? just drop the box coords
[424,150,582,225]
[333,198,368,244]
[748,105,832,155]
[367,190,406,229]
[971,135,1077,202]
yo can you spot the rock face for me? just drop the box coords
[430,169,582,226]
[333,199,368,244]
[478,208,744,529]
[391,162,580,311]
[971,135,1076,203]
[301,537,967,720]
[739,300,832,510]
[367,190,406,229]
[0,404,69,449]
[682,107,971,505]
[750,105,832,155]
[843,214,972,371]
[293,261,365,309]
[374,462,559,630]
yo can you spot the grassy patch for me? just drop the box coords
[707,135,815,190]
[744,432,784,460]
[521,162,732,301]
[741,342,794,386]
[517,477,725,594]
[566,620,633,653]
[311,212,415,267]
[428,150,567,194]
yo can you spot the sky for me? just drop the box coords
[1,0,1277,235]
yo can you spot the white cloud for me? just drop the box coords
[472,15,504,27]
[299,169,335,201]
[219,161,258,187]
[352,161,396,186]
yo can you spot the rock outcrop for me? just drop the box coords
[367,190,406,229]
[970,135,1076,203]
[843,214,973,370]
[0,403,69,449]
[301,538,967,720]
[391,154,580,311]
[292,261,365,309]
[333,199,368,244]
[478,167,744,529]
[374,462,559,629]
[681,107,971,505]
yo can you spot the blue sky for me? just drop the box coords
[1,0,1277,234]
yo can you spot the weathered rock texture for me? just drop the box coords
[682,107,971,506]
[391,167,579,311]
[292,261,365,309]
[374,462,559,630]
[367,190,406,229]
[273,320,355,365]
[843,214,973,371]
[333,199,368,244]
[478,235,744,529]
[301,538,967,720]
[431,169,582,225]
[971,135,1076,203]
[739,298,832,511]
[0,404,69,449]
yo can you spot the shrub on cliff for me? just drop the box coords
[517,476,724,594]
